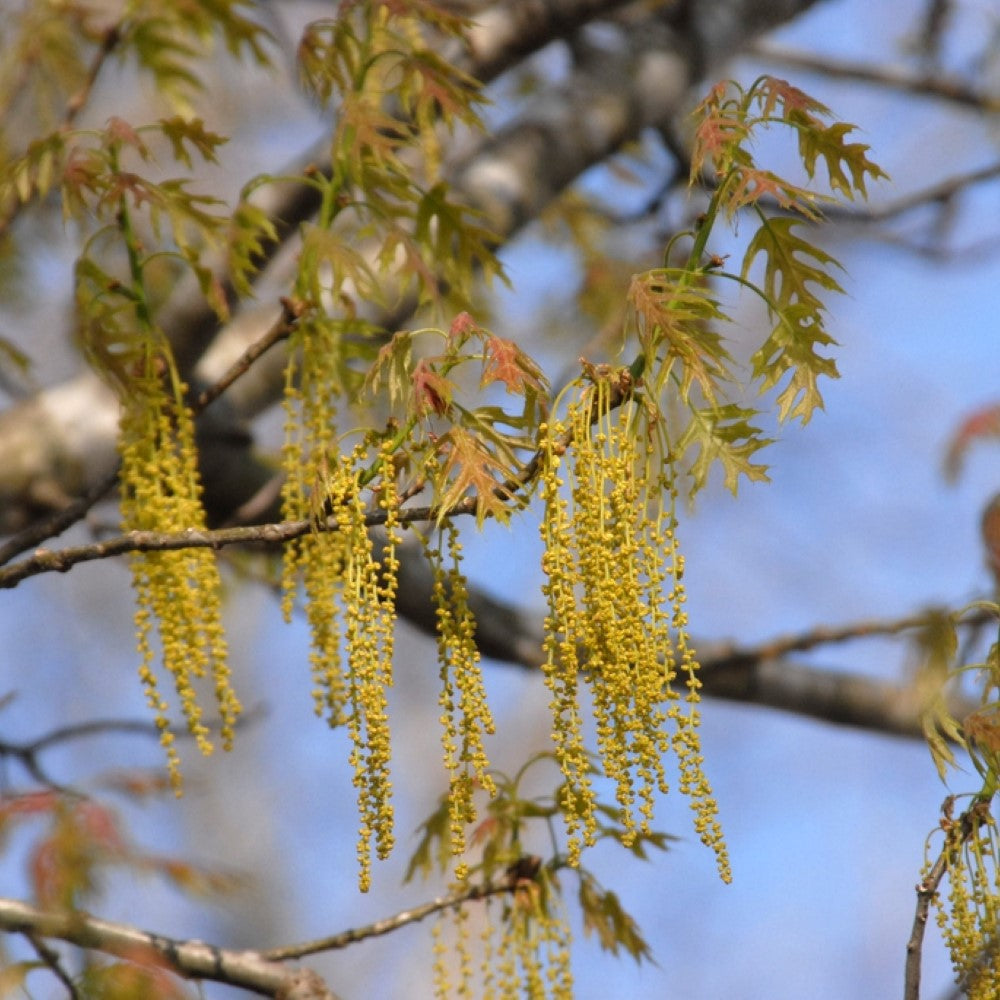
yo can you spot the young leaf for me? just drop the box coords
[412,357,454,417]
[159,116,228,169]
[675,403,772,494]
[628,270,733,403]
[366,330,415,411]
[578,871,654,963]
[433,425,518,526]
[743,217,843,422]
[793,116,888,200]
[480,334,548,397]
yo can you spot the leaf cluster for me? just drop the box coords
[115,0,272,116]
[293,2,501,319]
[365,312,548,525]
[622,76,888,496]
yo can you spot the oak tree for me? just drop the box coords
[0,2,998,998]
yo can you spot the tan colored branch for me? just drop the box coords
[263,866,531,961]
[0,897,340,1000]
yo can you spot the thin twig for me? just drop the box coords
[905,829,949,1000]
[824,162,1000,225]
[0,708,266,794]
[263,873,525,961]
[22,929,81,1000]
[0,461,122,568]
[751,42,1000,113]
[716,605,995,663]
[904,798,994,1000]
[192,301,296,413]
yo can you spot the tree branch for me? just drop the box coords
[751,41,1000,113]
[262,865,533,961]
[0,706,265,794]
[0,898,340,1000]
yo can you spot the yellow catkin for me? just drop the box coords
[453,901,474,999]
[432,913,451,1000]
[334,446,396,891]
[936,811,1000,999]
[423,518,497,878]
[278,316,402,890]
[480,901,497,1000]
[539,368,730,879]
[538,421,595,865]
[118,349,239,792]
[472,855,576,1000]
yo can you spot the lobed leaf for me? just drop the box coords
[628,270,733,404]
[414,182,506,304]
[227,199,278,298]
[433,425,519,526]
[792,114,888,200]
[480,334,548,398]
[159,116,227,169]
[578,871,653,963]
[675,403,772,494]
[743,217,843,422]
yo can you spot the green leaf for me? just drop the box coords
[227,199,279,298]
[743,217,843,422]
[433,425,519,527]
[676,403,772,494]
[404,793,453,882]
[414,182,506,304]
[578,871,654,963]
[366,330,414,411]
[0,133,67,206]
[628,270,733,403]
[792,113,889,200]
[159,116,228,169]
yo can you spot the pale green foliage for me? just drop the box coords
[623,74,892,493]
[644,77,885,462]
[117,0,272,116]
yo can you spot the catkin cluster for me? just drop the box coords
[934,805,1000,999]
[424,517,497,879]
[432,878,573,1000]
[539,368,730,880]
[280,318,401,889]
[118,352,239,791]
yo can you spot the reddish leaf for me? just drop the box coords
[76,800,127,854]
[412,358,453,416]
[104,117,149,157]
[0,790,59,821]
[480,335,546,396]
[435,426,516,525]
[943,403,1000,480]
[449,310,479,339]
[757,77,831,122]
